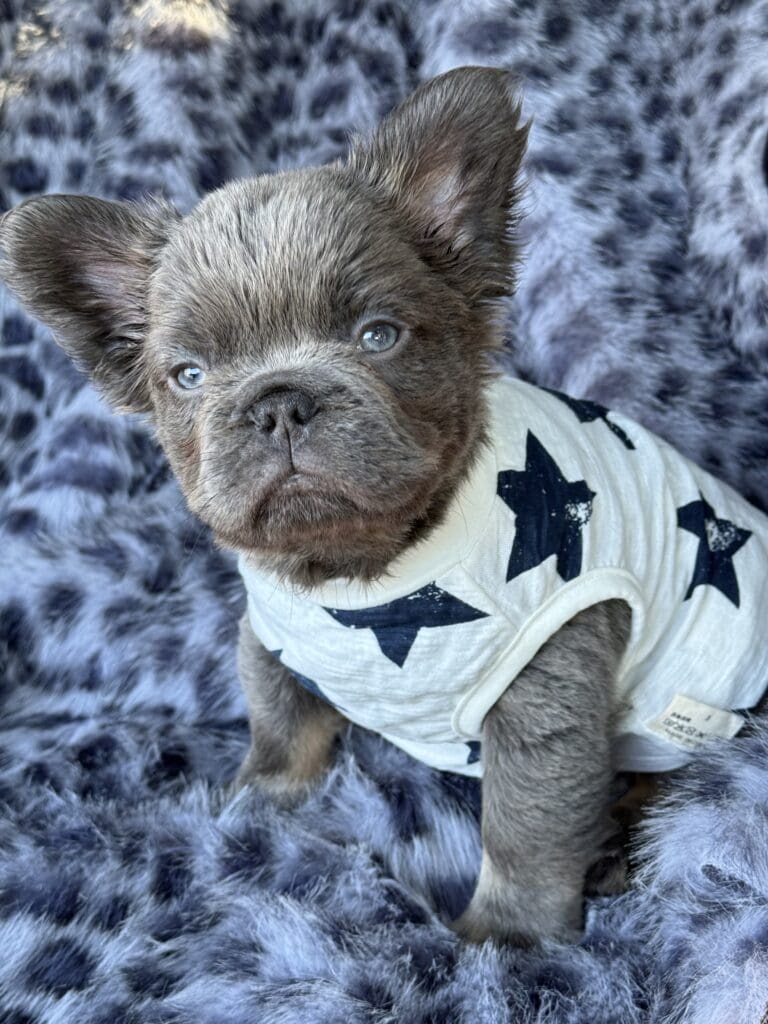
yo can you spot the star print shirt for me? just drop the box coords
[238,375,768,777]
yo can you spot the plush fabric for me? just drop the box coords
[1,1,767,1021]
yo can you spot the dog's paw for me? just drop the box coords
[229,759,316,809]
[451,894,580,948]
[451,904,536,948]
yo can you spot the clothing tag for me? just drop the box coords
[646,695,744,751]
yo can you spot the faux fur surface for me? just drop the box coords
[1,1,767,1021]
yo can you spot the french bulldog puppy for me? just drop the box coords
[3,67,766,947]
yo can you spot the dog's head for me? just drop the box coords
[0,67,527,584]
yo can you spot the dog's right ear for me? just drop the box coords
[0,194,180,412]
[347,66,529,307]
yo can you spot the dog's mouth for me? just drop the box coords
[259,462,360,506]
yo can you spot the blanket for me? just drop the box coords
[1,1,767,1021]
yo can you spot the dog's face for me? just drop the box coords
[0,67,527,583]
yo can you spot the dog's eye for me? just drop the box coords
[358,322,400,353]
[173,365,206,390]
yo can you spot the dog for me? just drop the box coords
[2,66,767,946]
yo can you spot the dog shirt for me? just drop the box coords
[238,375,768,777]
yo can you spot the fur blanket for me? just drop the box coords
[1,1,767,1021]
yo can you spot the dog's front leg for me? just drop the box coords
[454,600,631,945]
[234,611,345,806]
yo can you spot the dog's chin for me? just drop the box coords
[207,471,383,550]
[205,466,432,581]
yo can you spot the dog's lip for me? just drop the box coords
[278,471,322,492]
[260,466,356,503]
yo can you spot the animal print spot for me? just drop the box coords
[197,148,230,193]
[335,0,363,20]
[3,1010,39,1024]
[660,129,681,164]
[152,848,191,902]
[84,28,107,49]
[18,449,38,476]
[4,507,40,534]
[253,0,287,34]
[92,893,131,931]
[129,140,181,162]
[73,110,95,141]
[745,233,767,262]
[617,195,653,233]
[706,69,725,93]
[110,176,150,201]
[43,583,84,625]
[643,92,668,123]
[8,410,35,440]
[323,33,350,64]
[105,85,137,137]
[83,64,106,91]
[621,149,645,179]
[26,113,62,139]
[303,13,327,44]
[146,743,189,788]
[25,938,95,995]
[2,314,33,346]
[102,597,145,641]
[0,356,45,397]
[30,460,123,495]
[142,555,177,594]
[143,20,212,55]
[310,80,350,119]
[76,734,118,771]
[123,963,178,998]
[588,65,613,93]
[529,152,576,177]
[270,82,293,119]
[0,602,33,655]
[3,157,48,194]
[239,98,271,138]
[221,822,272,877]
[544,13,571,42]
[655,369,689,403]
[253,46,277,73]
[66,158,86,187]
[79,541,128,574]
[55,416,111,449]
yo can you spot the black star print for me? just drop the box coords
[466,741,481,765]
[325,583,489,668]
[677,494,752,607]
[544,388,635,450]
[498,431,596,582]
[271,649,337,707]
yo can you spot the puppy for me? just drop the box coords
[3,67,768,947]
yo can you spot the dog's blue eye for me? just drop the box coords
[359,322,399,353]
[175,365,205,390]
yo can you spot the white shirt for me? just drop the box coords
[239,376,768,777]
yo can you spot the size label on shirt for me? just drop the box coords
[646,694,744,751]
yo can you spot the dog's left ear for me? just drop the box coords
[347,66,529,305]
[0,194,179,412]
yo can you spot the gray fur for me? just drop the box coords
[234,612,344,803]
[455,600,632,944]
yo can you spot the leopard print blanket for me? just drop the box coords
[1,2,767,1021]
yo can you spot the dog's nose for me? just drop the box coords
[248,388,319,439]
